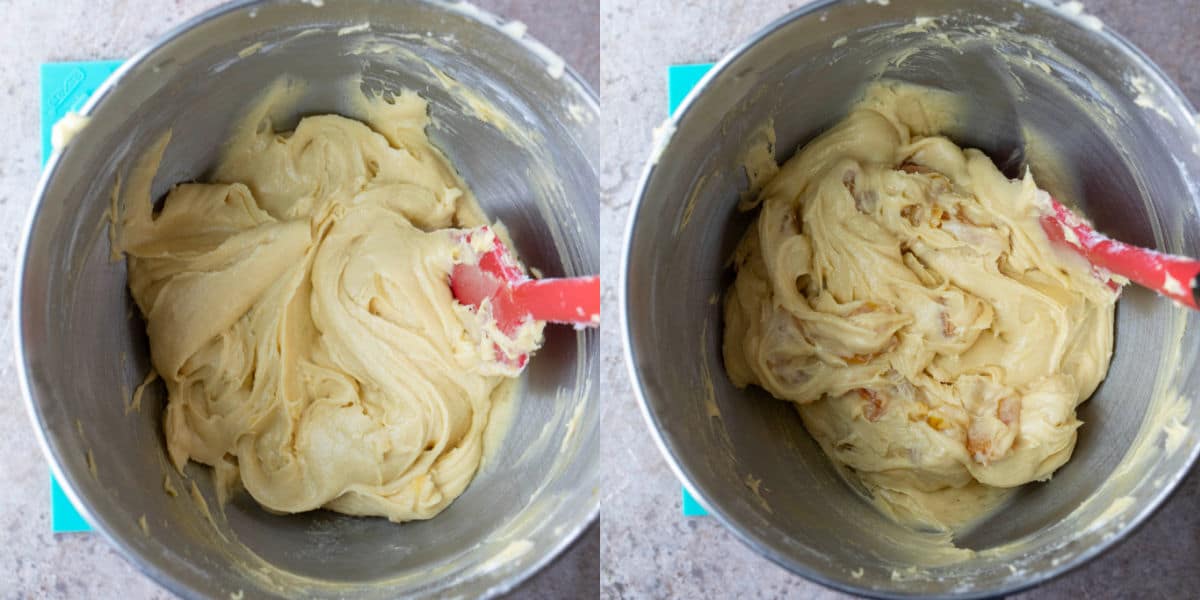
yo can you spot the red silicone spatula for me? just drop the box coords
[450,227,600,367]
[1040,196,1200,310]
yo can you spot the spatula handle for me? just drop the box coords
[511,276,601,326]
[1042,198,1200,310]
[1079,237,1200,310]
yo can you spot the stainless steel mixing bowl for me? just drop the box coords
[17,1,598,598]
[623,0,1200,597]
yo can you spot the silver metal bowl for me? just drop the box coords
[622,0,1200,597]
[17,1,598,598]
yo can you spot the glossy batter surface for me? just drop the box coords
[723,84,1118,532]
[115,86,541,522]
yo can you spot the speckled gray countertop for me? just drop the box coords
[599,0,1199,598]
[0,1,596,598]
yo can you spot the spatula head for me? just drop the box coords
[450,227,534,370]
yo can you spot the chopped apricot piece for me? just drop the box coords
[856,388,887,422]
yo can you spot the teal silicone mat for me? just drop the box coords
[41,60,123,533]
[667,62,716,517]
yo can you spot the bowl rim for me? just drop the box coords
[619,0,1200,597]
[15,1,599,598]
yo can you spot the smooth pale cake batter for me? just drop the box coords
[723,83,1119,532]
[113,82,542,522]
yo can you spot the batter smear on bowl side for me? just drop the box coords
[112,82,543,523]
[723,83,1119,533]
